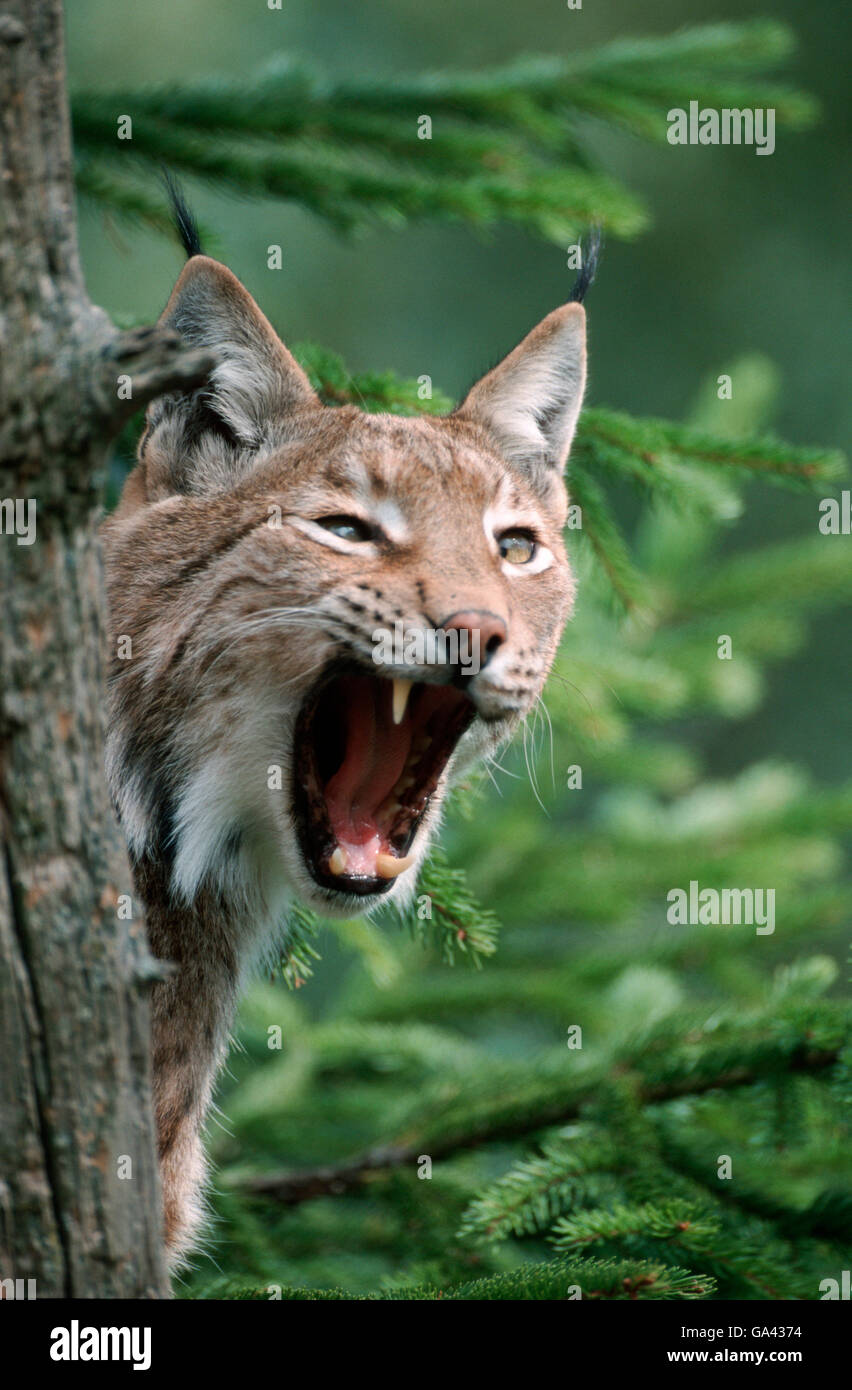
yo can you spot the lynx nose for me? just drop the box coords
[440,609,507,674]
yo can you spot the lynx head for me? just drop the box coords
[103,250,589,923]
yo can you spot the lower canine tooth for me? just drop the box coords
[329,847,348,876]
[392,678,413,725]
[375,852,416,879]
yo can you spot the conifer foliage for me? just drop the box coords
[73,21,815,243]
[79,20,850,1299]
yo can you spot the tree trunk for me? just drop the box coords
[0,0,213,1297]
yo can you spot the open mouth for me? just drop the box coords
[293,667,475,896]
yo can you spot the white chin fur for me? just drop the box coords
[167,745,438,928]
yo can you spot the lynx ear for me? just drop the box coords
[455,302,586,475]
[142,256,319,495]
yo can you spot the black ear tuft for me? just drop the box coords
[161,169,204,259]
[570,225,602,305]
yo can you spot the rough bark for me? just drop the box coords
[0,0,213,1296]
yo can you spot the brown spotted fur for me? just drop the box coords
[102,255,587,1263]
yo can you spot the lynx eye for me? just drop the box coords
[315,514,374,543]
[497,530,537,565]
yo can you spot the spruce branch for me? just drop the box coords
[71,21,816,246]
[276,905,323,990]
[209,1255,714,1301]
[551,1198,719,1250]
[459,1133,627,1244]
[292,343,454,416]
[237,1005,846,1204]
[575,408,844,499]
[566,462,648,612]
[384,845,500,965]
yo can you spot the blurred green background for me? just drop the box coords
[68,0,850,782]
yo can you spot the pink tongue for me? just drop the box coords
[324,683,410,846]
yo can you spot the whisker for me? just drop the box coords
[481,760,504,797]
[520,714,548,815]
[485,752,521,781]
[533,693,557,792]
[202,607,324,672]
[547,668,603,739]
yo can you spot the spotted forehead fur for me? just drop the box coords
[279,409,512,505]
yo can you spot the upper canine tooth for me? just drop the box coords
[329,847,348,876]
[375,851,416,879]
[391,678,413,725]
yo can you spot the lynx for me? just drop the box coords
[102,193,594,1265]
